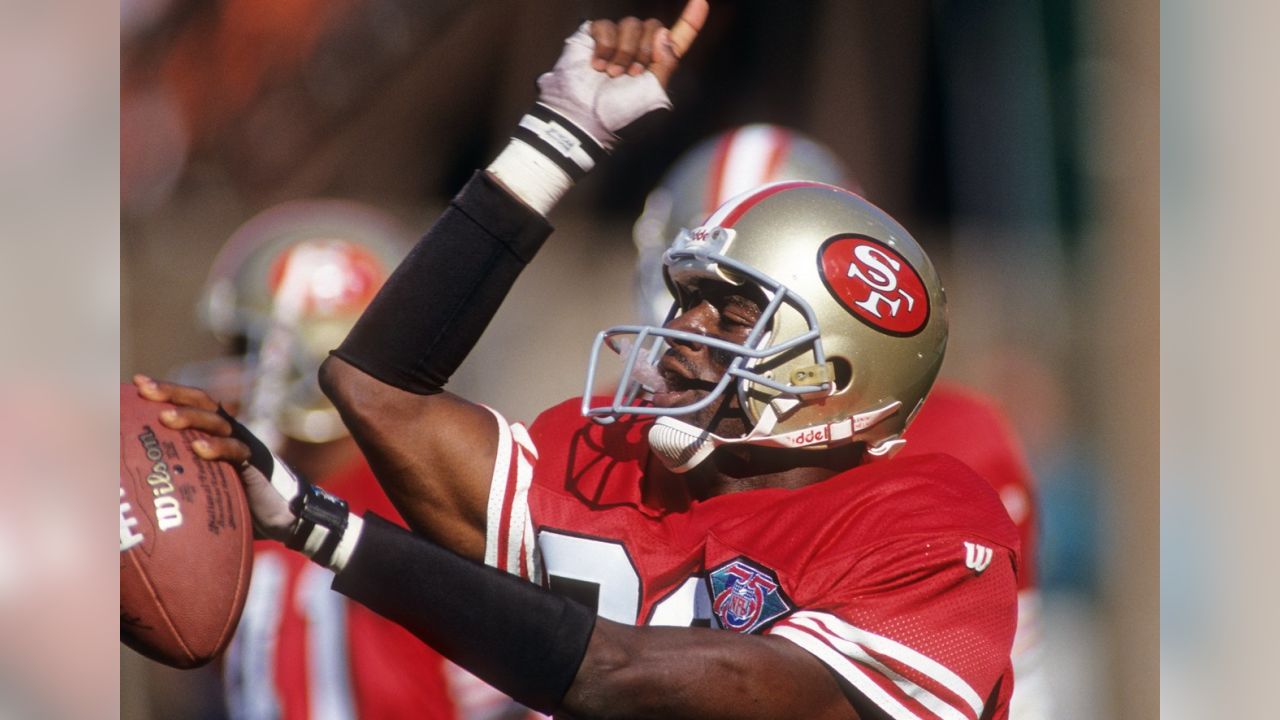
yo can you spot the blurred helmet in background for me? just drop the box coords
[191,199,410,446]
[633,124,858,325]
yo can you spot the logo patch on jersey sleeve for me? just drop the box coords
[707,558,791,634]
[817,234,929,336]
[963,541,994,573]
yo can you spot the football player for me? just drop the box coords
[139,4,1022,718]
[180,200,517,720]
[634,124,1049,719]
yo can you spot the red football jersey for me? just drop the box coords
[901,383,1037,589]
[485,399,1021,720]
[901,383,1050,720]
[224,457,509,720]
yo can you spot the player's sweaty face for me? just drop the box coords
[652,278,765,412]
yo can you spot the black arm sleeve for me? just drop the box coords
[332,513,596,713]
[332,171,554,394]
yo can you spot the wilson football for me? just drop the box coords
[119,383,253,668]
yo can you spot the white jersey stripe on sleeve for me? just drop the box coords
[522,498,543,585]
[769,625,923,720]
[507,416,543,583]
[505,440,535,576]
[482,407,514,571]
[511,421,539,460]
[789,611,985,718]
[773,617,972,720]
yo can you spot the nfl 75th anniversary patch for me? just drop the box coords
[707,558,792,634]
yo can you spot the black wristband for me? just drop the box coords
[332,513,596,713]
[333,171,553,395]
[512,103,608,180]
[285,482,349,567]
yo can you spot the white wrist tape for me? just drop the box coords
[486,139,573,216]
[297,510,361,573]
[324,512,363,574]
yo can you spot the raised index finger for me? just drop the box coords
[668,0,709,57]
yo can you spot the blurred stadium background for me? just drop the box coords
[120,0,1157,717]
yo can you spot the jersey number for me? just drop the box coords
[539,530,713,627]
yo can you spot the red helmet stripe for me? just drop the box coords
[705,127,738,216]
[716,180,835,228]
[762,126,792,182]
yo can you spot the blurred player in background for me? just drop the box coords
[634,123,1050,720]
[179,200,517,720]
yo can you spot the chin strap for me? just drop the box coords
[648,400,905,473]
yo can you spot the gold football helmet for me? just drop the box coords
[587,181,947,472]
[633,124,859,327]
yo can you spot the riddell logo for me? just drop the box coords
[817,235,929,336]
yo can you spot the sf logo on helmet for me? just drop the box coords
[818,234,929,336]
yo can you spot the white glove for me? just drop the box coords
[205,405,298,541]
[220,409,361,572]
[238,453,299,543]
[535,22,673,151]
